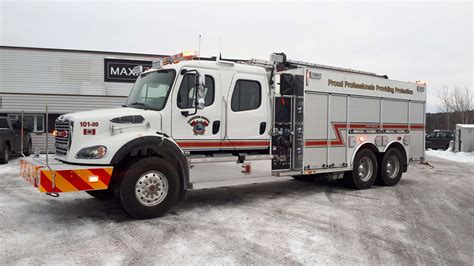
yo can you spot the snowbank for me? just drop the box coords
[426,149,474,163]
[0,158,20,176]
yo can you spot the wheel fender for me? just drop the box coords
[110,135,189,199]
[350,141,379,168]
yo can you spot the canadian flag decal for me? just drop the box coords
[83,128,96,135]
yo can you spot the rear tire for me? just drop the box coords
[0,144,10,164]
[343,149,378,189]
[118,157,179,219]
[377,148,403,186]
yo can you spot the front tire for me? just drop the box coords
[24,141,33,156]
[0,144,10,164]
[377,148,403,186]
[343,149,378,189]
[118,157,180,219]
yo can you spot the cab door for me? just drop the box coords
[171,68,222,151]
[225,73,270,150]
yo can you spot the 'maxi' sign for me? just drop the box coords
[104,58,153,83]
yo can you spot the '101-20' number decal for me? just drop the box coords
[80,121,99,127]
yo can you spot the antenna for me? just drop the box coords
[198,34,202,66]
[219,35,222,60]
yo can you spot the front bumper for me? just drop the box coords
[20,156,113,193]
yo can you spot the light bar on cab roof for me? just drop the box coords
[153,51,199,69]
[181,51,198,58]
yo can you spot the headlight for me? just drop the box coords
[76,145,107,159]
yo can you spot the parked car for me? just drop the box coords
[425,130,454,150]
[0,117,33,164]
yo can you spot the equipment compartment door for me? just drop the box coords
[409,101,425,160]
[303,93,349,169]
[171,69,223,151]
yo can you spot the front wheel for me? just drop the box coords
[343,149,378,189]
[377,148,403,186]
[24,141,33,156]
[0,144,10,164]
[118,157,180,219]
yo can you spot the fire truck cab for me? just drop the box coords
[20,52,427,219]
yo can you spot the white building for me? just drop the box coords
[454,124,474,152]
[0,46,165,152]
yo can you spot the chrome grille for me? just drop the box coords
[55,119,72,156]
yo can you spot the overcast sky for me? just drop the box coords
[1,1,472,112]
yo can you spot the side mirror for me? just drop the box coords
[195,73,206,110]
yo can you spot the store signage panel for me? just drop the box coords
[104,58,152,83]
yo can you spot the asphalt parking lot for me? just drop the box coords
[0,155,473,265]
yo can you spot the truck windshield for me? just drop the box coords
[126,70,176,110]
[0,118,9,129]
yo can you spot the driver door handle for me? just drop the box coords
[212,121,220,135]
[259,122,266,135]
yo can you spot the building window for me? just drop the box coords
[177,74,215,109]
[231,80,261,112]
[8,114,45,133]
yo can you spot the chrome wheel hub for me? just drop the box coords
[357,157,373,182]
[386,155,400,179]
[135,171,168,207]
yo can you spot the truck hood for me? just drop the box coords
[60,107,151,122]
[55,107,166,164]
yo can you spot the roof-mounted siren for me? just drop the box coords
[270,52,287,67]
[152,60,163,69]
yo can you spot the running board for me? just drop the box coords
[189,175,291,190]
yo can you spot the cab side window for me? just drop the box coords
[231,80,261,112]
[177,74,215,109]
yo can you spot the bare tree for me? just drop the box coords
[437,86,473,129]
[437,86,453,129]
[452,87,473,123]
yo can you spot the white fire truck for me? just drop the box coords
[20,51,427,219]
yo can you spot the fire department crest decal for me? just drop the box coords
[187,116,210,135]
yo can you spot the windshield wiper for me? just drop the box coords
[128,102,150,110]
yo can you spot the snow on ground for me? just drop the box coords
[0,161,18,175]
[426,149,474,163]
[0,155,473,265]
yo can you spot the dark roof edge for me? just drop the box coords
[0,45,168,58]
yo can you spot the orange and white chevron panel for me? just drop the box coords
[38,168,113,193]
[20,158,113,193]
